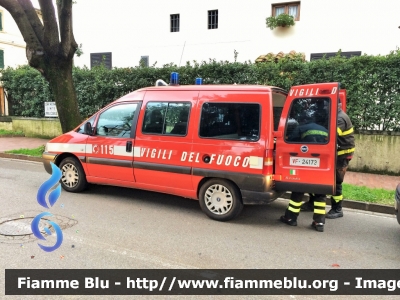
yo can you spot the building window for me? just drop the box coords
[90,52,112,70]
[170,14,180,32]
[140,56,149,67]
[272,2,300,21]
[208,10,218,29]
[310,51,362,60]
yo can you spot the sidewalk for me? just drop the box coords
[344,171,400,191]
[0,137,49,152]
[0,136,398,215]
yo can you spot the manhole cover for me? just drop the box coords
[0,218,47,236]
[0,212,78,244]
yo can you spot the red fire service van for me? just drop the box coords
[43,73,345,221]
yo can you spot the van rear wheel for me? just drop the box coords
[199,179,243,221]
[59,157,88,192]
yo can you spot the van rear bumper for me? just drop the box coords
[241,190,285,205]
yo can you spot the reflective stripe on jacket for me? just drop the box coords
[337,109,355,156]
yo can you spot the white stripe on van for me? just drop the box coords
[114,145,133,157]
[249,156,263,169]
[86,144,93,154]
[133,147,141,158]
[47,143,87,153]
[132,147,263,169]
[48,143,133,157]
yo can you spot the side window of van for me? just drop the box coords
[200,103,260,141]
[272,92,286,131]
[96,103,137,138]
[142,102,191,136]
[285,97,330,144]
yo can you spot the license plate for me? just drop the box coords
[289,157,320,167]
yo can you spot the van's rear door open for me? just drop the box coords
[274,83,339,195]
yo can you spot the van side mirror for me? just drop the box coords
[84,122,93,135]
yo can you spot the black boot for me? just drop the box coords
[311,221,324,232]
[326,201,343,219]
[280,215,297,226]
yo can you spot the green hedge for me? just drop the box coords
[2,50,400,131]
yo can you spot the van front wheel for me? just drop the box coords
[199,179,243,221]
[59,157,88,193]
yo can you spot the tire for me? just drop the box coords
[199,179,243,221]
[59,157,88,193]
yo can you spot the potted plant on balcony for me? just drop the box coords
[266,13,295,30]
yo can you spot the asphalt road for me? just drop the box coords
[1,158,399,300]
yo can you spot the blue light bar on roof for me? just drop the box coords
[170,72,179,85]
[195,78,203,85]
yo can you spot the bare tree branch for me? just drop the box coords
[58,0,77,58]
[18,0,44,46]
[0,0,82,132]
[0,0,43,51]
[38,0,60,54]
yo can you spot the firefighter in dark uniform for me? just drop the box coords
[280,113,328,232]
[301,99,355,219]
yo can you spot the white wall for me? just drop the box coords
[0,8,28,68]
[72,0,400,68]
[2,1,400,69]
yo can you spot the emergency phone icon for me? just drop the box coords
[31,162,64,252]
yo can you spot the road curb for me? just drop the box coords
[0,152,43,163]
[0,152,395,216]
[0,135,25,138]
[280,192,395,215]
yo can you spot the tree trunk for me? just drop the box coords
[44,57,81,133]
[5,92,14,116]
[0,0,81,133]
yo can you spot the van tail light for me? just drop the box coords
[263,149,274,175]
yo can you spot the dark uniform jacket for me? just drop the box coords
[337,108,355,157]
[288,122,328,143]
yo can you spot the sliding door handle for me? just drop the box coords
[126,141,132,152]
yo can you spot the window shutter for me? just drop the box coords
[140,56,149,67]
[0,50,4,69]
[310,51,362,60]
[90,52,112,69]
[0,12,3,31]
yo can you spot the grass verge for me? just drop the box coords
[5,145,45,157]
[342,183,394,206]
[0,129,24,136]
